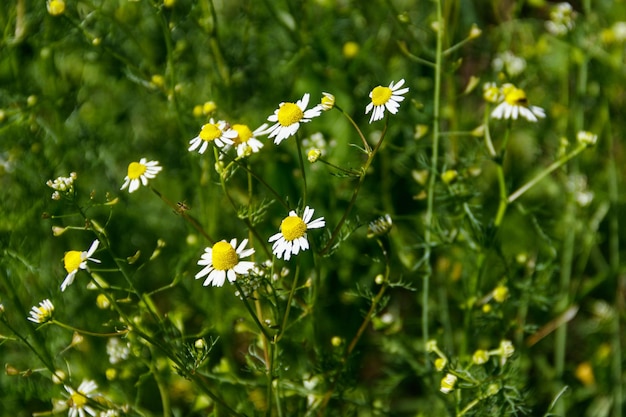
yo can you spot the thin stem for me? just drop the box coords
[295,134,308,207]
[320,122,388,255]
[50,320,129,338]
[151,187,215,243]
[275,262,300,343]
[334,104,370,153]
[422,0,444,367]
[233,281,272,341]
[507,144,588,204]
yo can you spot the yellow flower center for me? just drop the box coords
[503,86,528,106]
[127,162,147,180]
[211,241,238,271]
[232,124,253,145]
[199,124,222,142]
[280,216,307,241]
[371,86,392,106]
[64,251,82,273]
[69,392,88,408]
[277,103,303,127]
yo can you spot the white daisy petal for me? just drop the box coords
[195,238,255,287]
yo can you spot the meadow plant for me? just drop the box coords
[1,1,624,416]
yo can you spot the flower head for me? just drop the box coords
[268,206,325,260]
[367,214,393,238]
[440,373,457,394]
[28,299,55,324]
[120,158,162,193]
[365,79,409,123]
[231,123,267,158]
[546,2,575,36]
[47,0,65,16]
[61,240,100,291]
[472,349,489,365]
[195,238,255,287]
[491,83,545,122]
[577,130,597,146]
[64,380,98,417]
[47,172,77,199]
[265,93,322,145]
[320,92,335,111]
[189,119,237,154]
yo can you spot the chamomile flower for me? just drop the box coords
[265,93,322,145]
[491,83,545,122]
[320,92,335,111]
[268,206,325,261]
[120,158,162,193]
[231,123,267,158]
[61,240,100,292]
[189,119,237,154]
[365,79,409,123]
[64,380,98,417]
[195,238,255,287]
[27,299,55,324]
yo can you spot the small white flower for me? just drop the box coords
[189,119,237,154]
[491,83,545,122]
[440,373,457,394]
[106,337,130,364]
[231,123,267,158]
[264,93,322,145]
[195,238,256,287]
[27,299,55,323]
[61,240,101,291]
[365,79,409,123]
[64,379,98,417]
[320,92,335,111]
[268,206,325,261]
[120,158,162,193]
[576,130,597,146]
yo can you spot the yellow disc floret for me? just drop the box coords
[127,162,147,180]
[232,124,253,144]
[199,124,222,142]
[371,86,393,106]
[68,392,88,408]
[281,216,307,241]
[211,241,238,271]
[64,251,82,273]
[502,85,528,106]
[277,103,303,126]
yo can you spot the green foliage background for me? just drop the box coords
[1,0,625,416]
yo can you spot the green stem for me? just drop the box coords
[422,0,444,368]
[50,320,129,338]
[334,104,370,152]
[275,262,300,343]
[507,144,588,204]
[320,121,388,255]
[295,134,308,207]
[151,187,215,243]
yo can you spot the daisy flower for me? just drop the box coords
[231,123,267,158]
[27,299,55,324]
[61,240,100,292]
[264,93,322,145]
[120,158,162,193]
[64,380,98,417]
[365,79,409,123]
[195,238,255,287]
[189,119,237,154]
[491,83,545,122]
[268,206,325,261]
